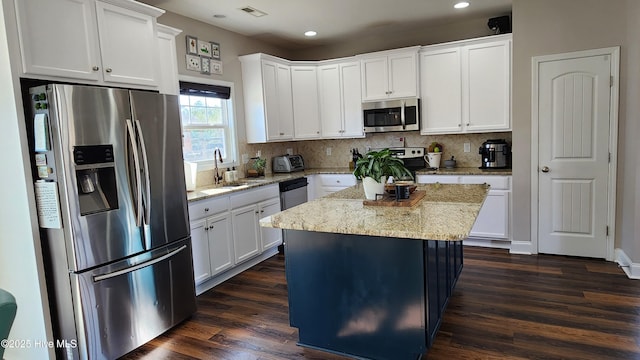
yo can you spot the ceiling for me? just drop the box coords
[138,0,512,50]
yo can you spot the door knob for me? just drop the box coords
[541,166,550,173]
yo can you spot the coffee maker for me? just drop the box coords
[479,139,511,169]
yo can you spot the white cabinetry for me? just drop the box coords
[360,48,419,101]
[188,196,232,285]
[315,174,357,197]
[416,175,511,246]
[239,54,294,143]
[156,24,181,95]
[291,66,321,139]
[15,0,162,89]
[318,61,364,138]
[188,184,281,294]
[230,184,281,264]
[420,35,511,135]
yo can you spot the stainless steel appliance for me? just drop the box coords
[278,177,308,253]
[479,139,511,169]
[26,84,196,360]
[363,98,420,133]
[273,154,305,173]
[371,147,426,178]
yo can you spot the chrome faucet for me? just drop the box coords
[213,148,224,184]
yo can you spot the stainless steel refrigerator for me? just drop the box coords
[26,84,196,359]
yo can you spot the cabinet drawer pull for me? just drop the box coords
[204,207,209,212]
[204,226,209,231]
[260,210,265,213]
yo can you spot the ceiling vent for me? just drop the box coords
[240,6,267,17]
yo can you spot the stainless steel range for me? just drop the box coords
[371,147,426,178]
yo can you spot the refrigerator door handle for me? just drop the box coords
[93,244,188,282]
[126,119,143,227]
[134,119,151,227]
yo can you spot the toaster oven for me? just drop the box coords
[273,154,305,173]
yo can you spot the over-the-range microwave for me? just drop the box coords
[362,98,420,133]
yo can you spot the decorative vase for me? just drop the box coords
[362,176,386,200]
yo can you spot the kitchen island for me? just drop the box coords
[260,183,489,360]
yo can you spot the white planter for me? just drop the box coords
[362,176,385,200]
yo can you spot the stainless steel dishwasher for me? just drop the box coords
[278,177,308,253]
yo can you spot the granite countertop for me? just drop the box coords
[260,183,489,241]
[415,167,512,176]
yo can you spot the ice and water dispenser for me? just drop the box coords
[73,145,118,215]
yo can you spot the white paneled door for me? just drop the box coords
[537,52,613,258]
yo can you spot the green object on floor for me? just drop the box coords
[0,288,17,359]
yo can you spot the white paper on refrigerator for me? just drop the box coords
[34,181,62,229]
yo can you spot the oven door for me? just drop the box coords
[363,98,420,132]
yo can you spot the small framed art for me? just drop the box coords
[186,36,198,55]
[201,57,211,75]
[186,54,201,71]
[211,42,221,60]
[198,40,212,57]
[211,60,223,75]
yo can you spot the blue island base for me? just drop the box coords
[284,230,463,360]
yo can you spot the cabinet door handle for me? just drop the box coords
[204,208,209,212]
[204,226,209,231]
[336,180,341,183]
[279,132,284,136]
[260,210,265,213]
[92,66,99,71]
[458,124,462,127]
[255,211,260,214]
[105,68,112,73]
[466,123,470,126]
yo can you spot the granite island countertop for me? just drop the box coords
[260,182,489,241]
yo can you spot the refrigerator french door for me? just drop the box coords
[28,84,196,360]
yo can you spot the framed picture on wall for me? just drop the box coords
[198,40,212,57]
[201,57,211,75]
[186,36,198,55]
[186,54,201,71]
[211,42,221,59]
[211,60,223,75]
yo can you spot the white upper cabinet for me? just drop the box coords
[318,60,364,138]
[360,48,419,101]
[239,54,294,143]
[156,24,182,95]
[14,0,163,89]
[291,65,321,140]
[463,38,511,132]
[420,34,511,135]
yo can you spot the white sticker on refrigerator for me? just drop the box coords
[34,113,50,151]
[34,181,62,229]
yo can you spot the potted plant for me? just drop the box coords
[247,157,266,177]
[353,148,413,200]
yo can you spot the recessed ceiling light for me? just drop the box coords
[304,30,317,37]
[454,1,470,9]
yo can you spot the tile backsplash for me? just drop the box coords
[197,131,512,187]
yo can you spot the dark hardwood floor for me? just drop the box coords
[121,246,640,360]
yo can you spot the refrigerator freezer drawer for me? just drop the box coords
[70,238,196,360]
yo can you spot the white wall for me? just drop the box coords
[0,1,54,359]
[511,0,639,258]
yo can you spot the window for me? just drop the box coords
[179,79,237,169]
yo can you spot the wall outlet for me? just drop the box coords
[256,150,262,157]
[326,147,332,156]
[286,148,293,155]
[464,143,471,153]
[241,154,249,164]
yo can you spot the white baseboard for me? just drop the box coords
[195,247,280,295]
[463,237,511,249]
[615,248,640,280]
[509,240,534,255]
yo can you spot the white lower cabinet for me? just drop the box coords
[314,174,357,198]
[231,204,261,264]
[190,212,233,284]
[416,175,511,245]
[188,184,281,293]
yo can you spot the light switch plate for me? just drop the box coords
[326,147,332,156]
[464,142,471,153]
